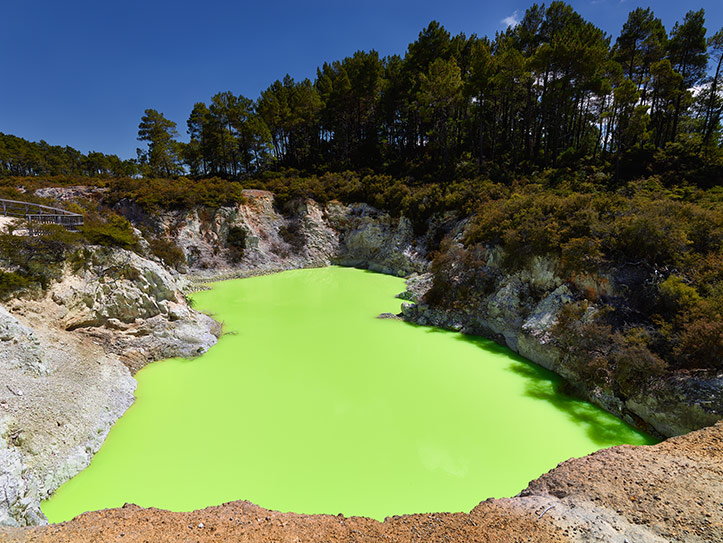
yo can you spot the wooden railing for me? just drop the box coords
[0,198,84,231]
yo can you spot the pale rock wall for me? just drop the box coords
[137,190,429,280]
[0,247,220,526]
[44,247,220,365]
[153,191,337,275]
[330,203,428,276]
[0,307,135,527]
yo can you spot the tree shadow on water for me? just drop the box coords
[447,332,655,447]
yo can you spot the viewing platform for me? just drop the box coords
[0,198,84,231]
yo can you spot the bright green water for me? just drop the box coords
[42,266,654,522]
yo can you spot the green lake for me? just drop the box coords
[42,266,654,522]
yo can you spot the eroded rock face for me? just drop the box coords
[137,191,429,281]
[0,308,136,527]
[150,191,339,275]
[40,247,220,369]
[0,446,32,526]
[0,247,222,526]
[400,247,722,437]
[331,203,428,276]
[0,307,46,376]
[52,248,178,330]
[625,373,723,437]
[33,186,107,203]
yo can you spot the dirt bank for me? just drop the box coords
[2,421,720,543]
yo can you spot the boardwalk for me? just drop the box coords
[0,198,84,230]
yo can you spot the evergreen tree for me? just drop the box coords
[701,28,723,146]
[667,9,708,141]
[137,109,182,177]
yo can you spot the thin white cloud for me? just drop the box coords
[502,10,520,28]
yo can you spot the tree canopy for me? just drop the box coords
[3,2,723,188]
[0,133,136,178]
[165,3,723,185]
[137,109,183,178]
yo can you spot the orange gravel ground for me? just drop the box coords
[2,422,721,543]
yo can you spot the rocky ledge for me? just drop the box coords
[1,420,720,543]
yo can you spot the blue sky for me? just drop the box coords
[1,0,721,159]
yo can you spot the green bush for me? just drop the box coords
[0,270,30,298]
[611,337,668,397]
[106,177,246,212]
[674,316,723,370]
[81,214,137,249]
[560,237,603,275]
[148,238,186,269]
[0,227,76,291]
[657,275,701,313]
[226,226,248,262]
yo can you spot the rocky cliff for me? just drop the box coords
[115,190,430,280]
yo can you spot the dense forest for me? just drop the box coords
[2,2,723,186]
[0,133,137,178]
[139,3,723,185]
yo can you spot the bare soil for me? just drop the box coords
[2,421,721,543]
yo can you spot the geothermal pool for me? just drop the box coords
[42,267,653,522]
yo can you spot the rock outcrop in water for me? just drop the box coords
[47,247,220,370]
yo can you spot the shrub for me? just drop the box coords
[608,204,690,266]
[0,227,76,290]
[610,335,668,397]
[424,239,459,307]
[226,226,248,262]
[81,214,137,249]
[424,241,492,308]
[0,270,30,298]
[107,177,246,212]
[148,238,186,270]
[657,275,701,313]
[552,302,614,389]
[674,314,723,370]
[560,237,603,276]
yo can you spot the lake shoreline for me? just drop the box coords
[41,267,652,523]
